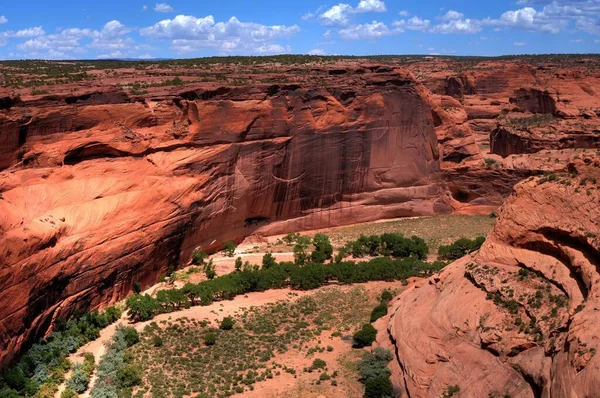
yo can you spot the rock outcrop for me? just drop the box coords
[387,154,600,397]
[0,67,450,366]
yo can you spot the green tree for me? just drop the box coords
[126,294,159,321]
[262,252,277,269]
[235,257,243,271]
[222,241,237,257]
[191,249,208,265]
[311,233,333,263]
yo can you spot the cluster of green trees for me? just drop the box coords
[359,348,394,398]
[437,237,485,260]
[90,326,141,398]
[126,256,446,321]
[0,307,121,398]
[341,233,428,260]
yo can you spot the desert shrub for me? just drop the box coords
[359,348,393,381]
[311,358,327,370]
[220,317,234,330]
[121,327,140,347]
[438,236,485,260]
[353,324,377,348]
[345,233,428,260]
[359,348,394,398]
[61,388,77,398]
[370,302,388,323]
[222,241,237,257]
[380,290,393,302]
[151,335,163,347]
[364,376,393,398]
[204,333,217,346]
[117,364,142,388]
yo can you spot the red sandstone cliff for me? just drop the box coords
[0,67,450,366]
[386,154,600,397]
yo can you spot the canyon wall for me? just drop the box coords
[386,155,600,397]
[0,68,450,365]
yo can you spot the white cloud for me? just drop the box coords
[0,16,7,25]
[393,16,431,32]
[571,38,584,42]
[514,41,526,46]
[398,10,410,17]
[141,15,299,54]
[2,27,45,39]
[356,0,387,13]
[432,18,481,33]
[154,3,174,13]
[142,5,149,11]
[442,10,465,20]
[138,53,154,59]
[15,20,131,57]
[308,48,326,55]
[319,0,387,26]
[301,12,315,20]
[339,20,391,40]
[323,29,332,38]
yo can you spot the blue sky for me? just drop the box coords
[0,0,599,59]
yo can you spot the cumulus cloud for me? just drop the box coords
[393,16,431,32]
[308,48,326,55]
[154,3,174,13]
[432,18,481,33]
[398,10,410,17]
[0,16,7,24]
[339,20,392,39]
[441,10,465,21]
[514,41,526,45]
[319,0,387,26]
[15,20,131,58]
[140,15,299,54]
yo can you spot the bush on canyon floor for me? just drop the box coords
[438,236,485,260]
[370,301,388,323]
[353,324,378,348]
[0,306,121,398]
[262,252,277,269]
[219,317,235,330]
[124,256,446,321]
[222,241,237,257]
[191,249,208,265]
[359,348,394,398]
[343,233,428,260]
[310,233,334,263]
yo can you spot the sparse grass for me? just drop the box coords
[130,286,380,397]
